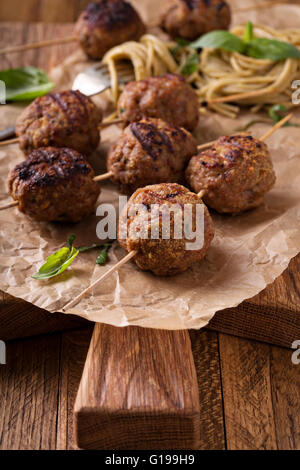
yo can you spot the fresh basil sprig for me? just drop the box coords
[269,104,299,127]
[0,66,54,102]
[189,22,300,61]
[32,235,79,280]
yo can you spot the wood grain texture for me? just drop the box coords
[189,330,225,450]
[57,327,93,450]
[0,334,60,450]
[219,334,278,450]
[270,346,300,450]
[74,324,201,450]
[0,0,91,22]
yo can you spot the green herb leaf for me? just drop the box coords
[190,31,246,54]
[96,244,112,266]
[0,66,54,102]
[181,53,199,76]
[32,246,79,280]
[78,243,106,253]
[269,104,300,127]
[245,38,300,60]
[67,234,76,250]
[243,22,254,43]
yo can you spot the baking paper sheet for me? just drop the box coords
[0,1,300,330]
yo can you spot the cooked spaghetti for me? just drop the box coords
[102,26,300,118]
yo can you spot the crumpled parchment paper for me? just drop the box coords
[0,1,300,330]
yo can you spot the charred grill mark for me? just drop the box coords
[83,0,137,30]
[165,192,180,199]
[72,90,90,118]
[130,122,174,161]
[48,92,74,122]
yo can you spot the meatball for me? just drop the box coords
[118,183,214,276]
[75,0,146,60]
[107,118,197,194]
[16,90,102,156]
[118,74,199,132]
[160,0,231,40]
[8,148,100,223]
[186,135,276,214]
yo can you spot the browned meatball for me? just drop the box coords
[118,74,199,132]
[186,135,276,214]
[160,0,231,40]
[16,90,102,156]
[107,118,197,194]
[118,183,215,276]
[75,0,146,60]
[8,148,100,223]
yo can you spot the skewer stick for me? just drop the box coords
[62,250,137,312]
[197,140,216,151]
[198,190,207,199]
[236,1,287,12]
[0,137,19,147]
[0,200,18,211]
[0,36,77,56]
[207,88,279,105]
[0,119,123,148]
[260,113,293,141]
[93,172,113,182]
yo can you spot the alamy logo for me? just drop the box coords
[0,80,5,104]
[0,341,6,365]
[291,340,300,365]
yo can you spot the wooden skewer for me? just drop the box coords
[260,113,293,141]
[197,140,216,151]
[0,137,19,147]
[0,200,18,211]
[0,36,77,56]
[207,88,279,105]
[0,119,123,148]
[93,172,113,182]
[198,190,207,199]
[236,1,287,12]
[62,250,137,312]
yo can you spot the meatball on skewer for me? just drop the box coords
[7,148,101,223]
[185,114,292,214]
[16,90,103,156]
[63,183,215,310]
[118,74,200,132]
[1,1,146,60]
[160,0,231,41]
[104,118,197,194]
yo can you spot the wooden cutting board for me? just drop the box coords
[0,22,299,450]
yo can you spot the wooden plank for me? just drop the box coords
[57,327,93,450]
[74,324,201,450]
[219,333,278,450]
[209,254,300,348]
[0,334,60,450]
[270,346,300,450]
[189,330,225,450]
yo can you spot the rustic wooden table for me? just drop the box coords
[0,1,300,450]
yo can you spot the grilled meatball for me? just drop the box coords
[8,148,100,223]
[118,74,199,132]
[75,0,146,60]
[16,90,102,156]
[186,135,276,214]
[107,118,197,194]
[118,183,214,276]
[160,0,231,40]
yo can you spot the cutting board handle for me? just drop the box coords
[74,324,200,450]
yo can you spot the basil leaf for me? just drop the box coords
[269,104,300,127]
[32,246,79,280]
[243,22,254,43]
[67,234,76,250]
[181,53,199,76]
[96,244,112,266]
[190,31,246,54]
[0,66,54,102]
[246,38,300,60]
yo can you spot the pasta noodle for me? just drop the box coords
[102,26,300,118]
